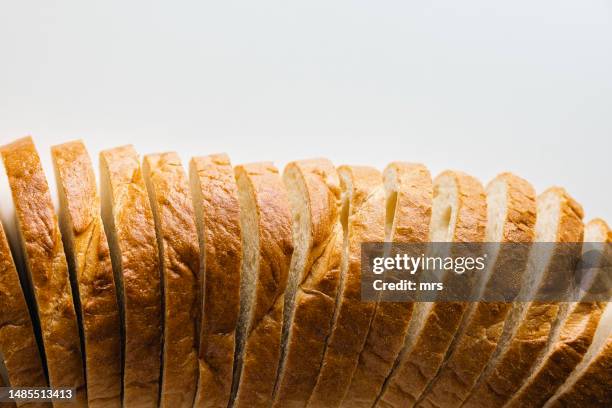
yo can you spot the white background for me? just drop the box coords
[0,1,610,237]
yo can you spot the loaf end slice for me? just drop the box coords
[1,136,86,407]
[0,216,49,408]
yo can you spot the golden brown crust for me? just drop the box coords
[508,302,606,408]
[143,152,199,408]
[99,145,162,408]
[548,336,612,407]
[463,187,585,408]
[376,170,487,408]
[506,219,611,408]
[342,163,433,408]
[190,154,242,408]
[272,158,342,408]
[307,165,386,408]
[51,141,122,408]
[0,219,49,408]
[1,136,86,408]
[417,172,536,408]
[233,162,293,408]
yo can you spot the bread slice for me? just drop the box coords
[271,159,343,408]
[544,300,612,407]
[1,137,86,407]
[51,141,122,408]
[99,145,162,407]
[374,170,486,408]
[230,162,293,408]
[416,173,536,408]
[189,154,242,408]
[463,187,584,408]
[0,215,49,406]
[507,218,611,407]
[143,152,199,408]
[306,165,386,408]
[341,163,432,407]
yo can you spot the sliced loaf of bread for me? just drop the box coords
[189,154,242,408]
[507,218,611,407]
[1,137,86,407]
[0,215,49,408]
[375,170,487,408]
[271,159,343,408]
[52,140,122,408]
[463,187,584,408]
[231,163,293,408]
[100,145,162,408]
[416,173,536,408]
[307,165,386,408]
[143,152,199,408]
[341,162,432,408]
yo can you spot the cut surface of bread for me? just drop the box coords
[306,165,386,408]
[416,173,536,408]
[189,154,242,408]
[463,187,584,408]
[0,217,49,408]
[375,170,487,408]
[1,137,86,407]
[52,141,122,408]
[544,298,612,407]
[507,218,611,408]
[99,145,162,408]
[143,152,199,408]
[231,162,293,408]
[340,163,432,408]
[271,159,342,408]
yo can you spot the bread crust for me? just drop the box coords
[416,173,536,408]
[307,165,386,408]
[509,302,606,408]
[0,217,49,408]
[52,141,122,408]
[1,137,86,408]
[272,159,342,408]
[508,219,611,408]
[341,163,432,408]
[143,152,199,408]
[190,154,242,408]
[463,187,584,408]
[376,170,487,408]
[547,336,612,407]
[99,145,162,408]
[232,162,293,408]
